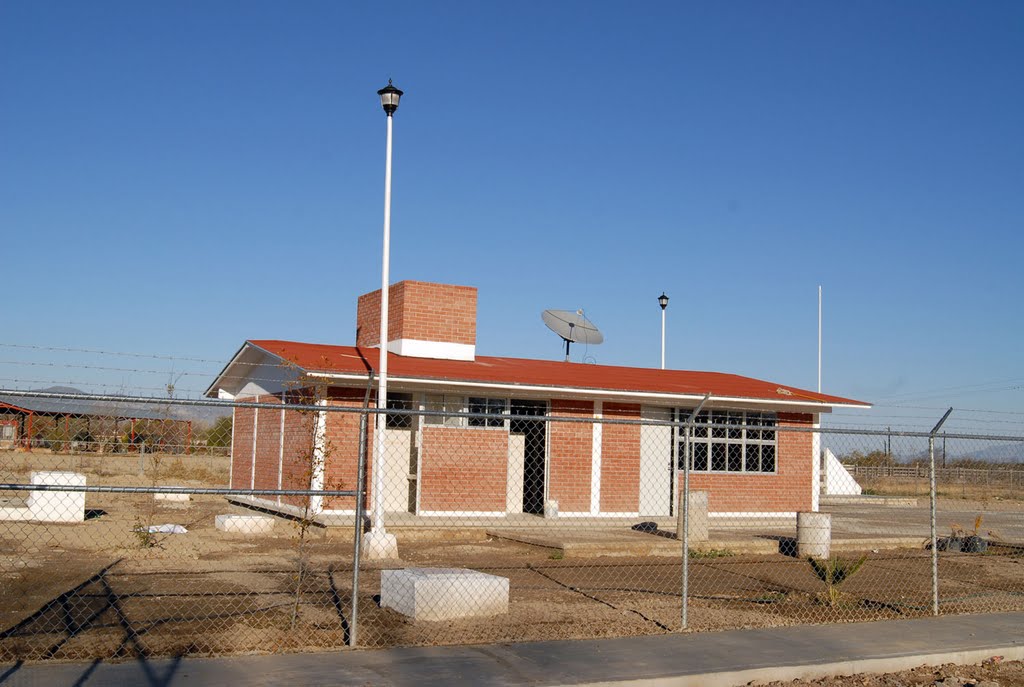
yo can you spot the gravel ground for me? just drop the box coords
[759,657,1024,687]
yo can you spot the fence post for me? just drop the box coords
[350,408,369,647]
[929,408,953,617]
[681,423,691,630]
[681,393,710,631]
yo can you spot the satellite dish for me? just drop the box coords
[542,309,604,361]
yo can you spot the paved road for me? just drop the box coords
[3,612,1023,687]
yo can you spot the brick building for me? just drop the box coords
[206,281,868,521]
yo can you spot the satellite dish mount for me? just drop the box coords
[542,309,604,362]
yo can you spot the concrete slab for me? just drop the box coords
[822,494,919,507]
[487,528,780,556]
[381,568,509,621]
[215,514,275,535]
[4,611,1023,687]
[487,527,681,556]
[155,493,191,503]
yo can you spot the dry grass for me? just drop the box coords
[0,449,229,486]
[859,477,1023,503]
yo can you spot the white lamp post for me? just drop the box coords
[364,80,403,561]
[658,292,669,369]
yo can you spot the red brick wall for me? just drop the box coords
[686,412,814,513]
[322,387,373,510]
[232,392,319,507]
[548,399,594,513]
[356,281,477,349]
[601,403,641,513]
[230,405,254,490]
[279,391,317,508]
[419,426,508,512]
[252,395,282,493]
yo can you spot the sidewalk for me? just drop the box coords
[3,612,1023,687]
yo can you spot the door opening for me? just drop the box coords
[511,400,547,515]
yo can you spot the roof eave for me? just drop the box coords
[304,370,870,411]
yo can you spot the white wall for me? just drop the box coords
[639,406,673,515]
[507,434,525,514]
[823,447,862,495]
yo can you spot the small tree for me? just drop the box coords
[807,555,867,607]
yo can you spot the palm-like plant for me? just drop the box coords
[807,555,868,607]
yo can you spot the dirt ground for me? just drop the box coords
[759,658,1024,686]
[2,450,1024,663]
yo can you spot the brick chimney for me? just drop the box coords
[355,281,477,361]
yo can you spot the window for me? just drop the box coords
[468,397,506,428]
[423,394,465,427]
[677,409,777,473]
[385,393,414,429]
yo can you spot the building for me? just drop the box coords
[206,281,868,521]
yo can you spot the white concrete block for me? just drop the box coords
[544,500,559,518]
[0,506,33,521]
[381,568,509,621]
[27,471,86,523]
[215,514,275,535]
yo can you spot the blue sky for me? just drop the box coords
[2,2,1022,432]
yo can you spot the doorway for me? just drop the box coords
[511,400,547,515]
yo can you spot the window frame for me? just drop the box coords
[676,409,778,474]
[467,397,507,428]
[422,394,466,428]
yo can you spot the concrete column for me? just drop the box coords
[797,511,831,558]
[678,489,709,543]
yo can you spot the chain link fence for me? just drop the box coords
[1,389,1022,661]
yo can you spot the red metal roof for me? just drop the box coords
[246,339,868,408]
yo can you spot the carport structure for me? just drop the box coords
[0,389,193,453]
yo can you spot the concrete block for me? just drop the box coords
[0,506,33,521]
[215,514,275,535]
[544,500,559,518]
[381,568,509,621]
[27,471,86,523]
[677,489,709,543]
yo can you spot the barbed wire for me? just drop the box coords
[0,342,224,364]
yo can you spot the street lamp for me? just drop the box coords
[658,293,669,370]
[364,80,404,561]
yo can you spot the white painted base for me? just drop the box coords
[215,514,275,535]
[362,529,399,560]
[381,568,509,621]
